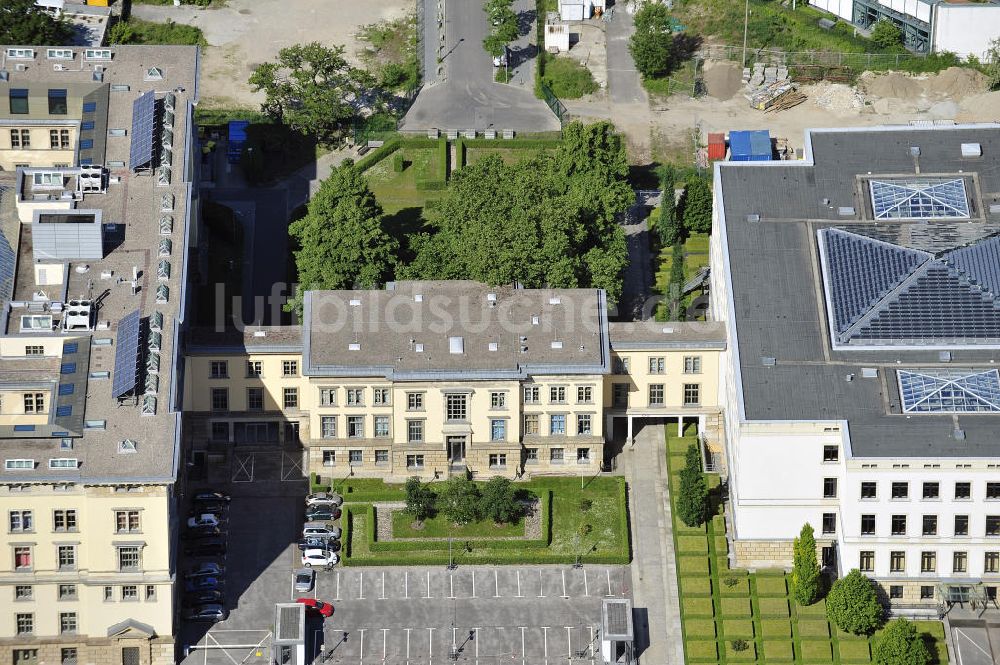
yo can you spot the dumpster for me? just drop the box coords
[729,130,772,161]
[707,133,726,161]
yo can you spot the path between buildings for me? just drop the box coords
[624,423,685,664]
[605,7,648,105]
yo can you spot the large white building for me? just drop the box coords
[712,123,1000,607]
[809,0,1000,60]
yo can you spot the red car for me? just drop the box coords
[295,598,334,618]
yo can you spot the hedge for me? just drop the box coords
[455,138,466,169]
[438,137,449,181]
[355,139,402,172]
[462,138,563,150]
[367,491,551,552]
[415,179,447,191]
[310,472,329,493]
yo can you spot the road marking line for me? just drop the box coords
[405,571,409,599]
[474,628,479,659]
[405,628,411,663]
[449,573,455,599]
[452,626,457,650]
[471,570,476,598]
[428,627,434,665]
[605,569,612,596]
[359,572,364,600]
[589,626,595,658]
[381,571,386,600]
[538,569,545,597]
[561,569,568,598]
[583,568,589,596]
[381,628,388,660]
[566,627,573,658]
[359,628,365,663]
[542,626,549,663]
[520,626,526,665]
[335,571,341,600]
[424,571,431,599]
[494,569,500,597]
[516,570,522,597]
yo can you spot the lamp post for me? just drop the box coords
[741,0,750,68]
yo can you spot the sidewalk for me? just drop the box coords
[623,424,685,664]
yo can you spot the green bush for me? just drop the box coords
[792,523,821,605]
[392,152,405,173]
[826,569,884,635]
[356,139,402,172]
[677,444,709,526]
[309,472,330,493]
[870,19,902,50]
[873,618,930,665]
[438,137,449,180]
[403,476,436,521]
[541,57,599,99]
[630,3,674,79]
[480,476,523,524]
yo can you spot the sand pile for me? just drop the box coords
[810,82,865,112]
[702,60,743,101]
[858,71,923,100]
[926,66,988,98]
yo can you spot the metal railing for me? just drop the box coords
[539,82,568,127]
[698,44,925,71]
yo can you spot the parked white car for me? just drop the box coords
[305,492,343,507]
[187,514,220,529]
[301,549,339,569]
[302,522,342,540]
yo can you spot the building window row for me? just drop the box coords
[859,480,1000,500]
[522,385,596,405]
[209,359,298,379]
[9,509,79,533]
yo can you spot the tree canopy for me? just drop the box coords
[403,477,437,522]
[629,2,674,79]
[791,523,821,605]
[873,618,931,665]
[287,159,397,312]
[677,443,709,526]
[439,476,483,525]
[249,42,380,146]
[479,477,523,524]
[483,0,519,56]
[0,0,73,45]
[682,177,713,234]
[402,121,631,302]
[826,570,884,635]
[870,19,902,50]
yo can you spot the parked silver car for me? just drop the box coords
[294,568,315,593]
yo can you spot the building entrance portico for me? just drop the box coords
[606,413,707,447]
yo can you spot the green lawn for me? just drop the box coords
[117,18,207,46]
[365,146,447,214]
[391,509,525,539]
[668,429,949,665]
[342,476,629,566]
[540,55,598,99]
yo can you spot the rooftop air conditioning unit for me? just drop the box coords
[15,63,27,71]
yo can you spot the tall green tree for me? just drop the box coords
[0,0,73,45]
[403,122,630,302]
[791,523,821,605]
[826,570,884,635]
[682,177,713,234]
[984,38,1000,91]
[403,477,437,523]
[249,42,379,146]
[629,2,674,79]
[287,159,398,312]
[439,476,482,525]
[658,165,681,247]
[483,0,518,55]
[677,443,709,527]
[873,618,931,665]
[479,477,523,524]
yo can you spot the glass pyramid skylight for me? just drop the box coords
[898,369,1000,413]
[870,179,970,220]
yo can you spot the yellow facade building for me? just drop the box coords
[184,282,726,481]
[0,45,199,665]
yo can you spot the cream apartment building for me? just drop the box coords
[711,123,1000,607]
[184,281,725,480]
[0,45,198,665]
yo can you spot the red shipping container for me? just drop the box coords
[707,133,726,161]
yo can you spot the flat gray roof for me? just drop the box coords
[303,281,611,379]
[717,124,1000,458]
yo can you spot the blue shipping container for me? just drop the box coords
[728,130,772,161]
[227,120,249,164]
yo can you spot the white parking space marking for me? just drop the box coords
[279,452,302,481]
[566,626,573,659]
[428,627,434,664]
[471,570,476,597]
[381,628,388,660]
[582,568,589,596]
[404,571,409,599]
[516,570,523,597]
[606,568,612,596]
[542,626,549,663]
[231,454,254,482]
[520,627,526,665]
[424,570,432,598]
[358,572,364,600]
[335,571,340,600]
[405,628,411,661]
[589,626,596,658]
[538,569,545,597]
[380,571,386,600]
[561,569,568,598]
[494,569,500,597]
[448,573,455,599]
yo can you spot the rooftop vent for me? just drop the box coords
[961,143,982,158]
[488,342,498,351]
[118,439,137,454]
[414,294,423,302]
[746,214,760,223]
[155,284,169,304]
[837,206,855,216]
[253,330,266,337]
[761,356,776,367]
[448,336,464,354]
[661,327,674,334]
[161,193,174,212]
[349,298,361,307]
[487,293,497,302]
[910,146,921,156]
[141,396,156,416]
[861,367,878,378]
[551,340,563,349]
[531,315,539,325]
[549,296,561,305]
[146,352,160,374]
[348,342,361,351]
[845,373,855,382]
[144,67,163,81]
[939,351,952,362]
[953,428,966,440]
[414,343,424,353]
[159,215,173,235]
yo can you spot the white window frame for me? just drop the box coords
[47,49,73,60]
[7,48,35,59]
[84,49,112,60]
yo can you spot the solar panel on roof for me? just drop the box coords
[112,309,141,398]
[898,369,1000,413]
[944,235,1000,297]
[870,179,971,220]
[129,91,156,171]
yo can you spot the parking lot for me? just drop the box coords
[178,466,632,665]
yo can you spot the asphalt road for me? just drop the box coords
[605,8,648,105]
[402,0,559,132]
